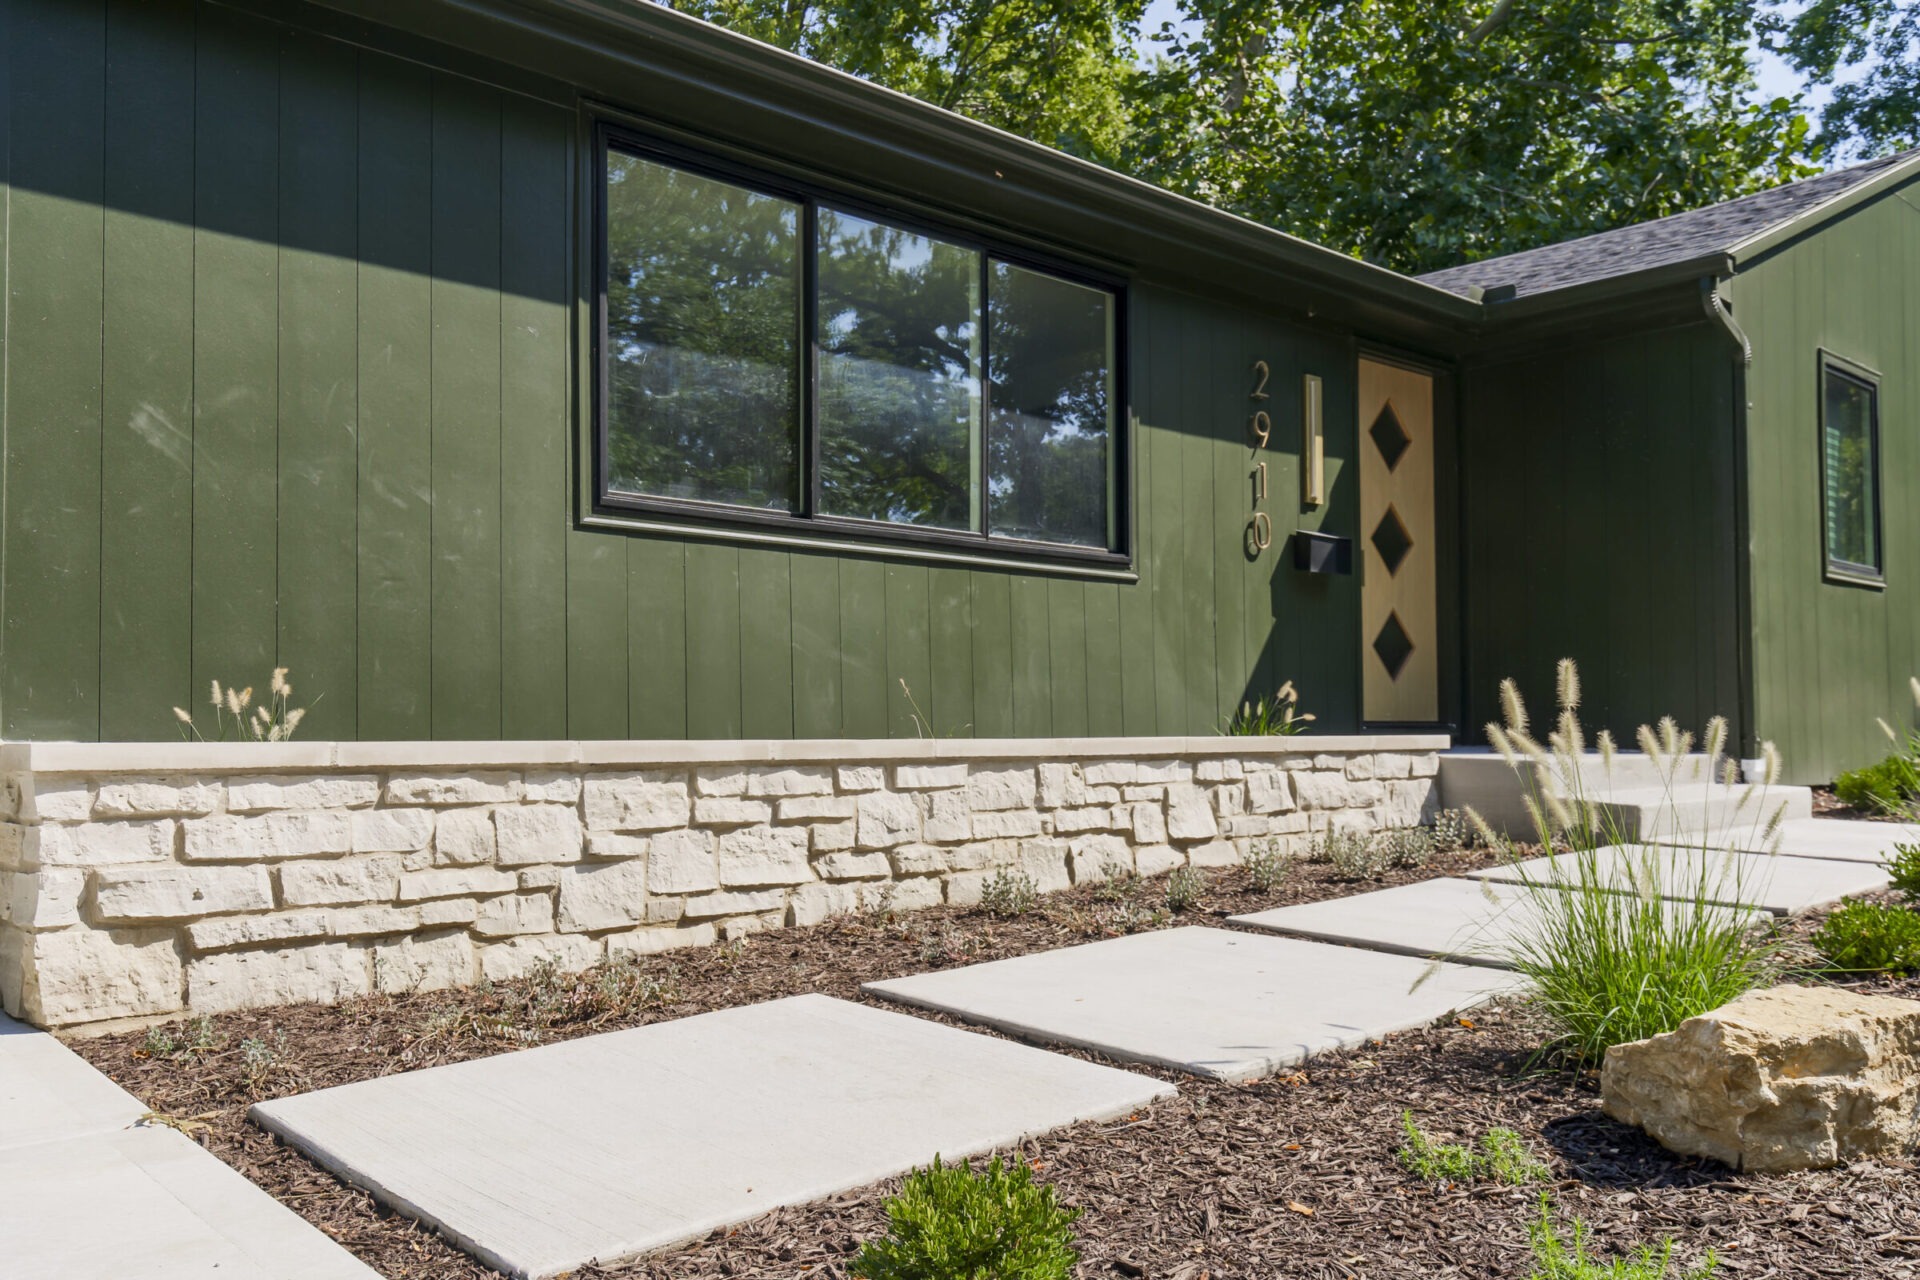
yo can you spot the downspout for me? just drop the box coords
[1701,275,1760,771]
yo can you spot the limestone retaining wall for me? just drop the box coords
[0,735,1446,1029]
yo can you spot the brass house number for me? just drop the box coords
[1247,360,1273,556]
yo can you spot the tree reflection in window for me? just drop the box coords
[987,262,1114,548]
[816,209,982,530]
[1823,364,1880,578]
[603,151,801,511]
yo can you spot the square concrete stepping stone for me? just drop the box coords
[1655,817,1920,865]
[1,1013,148,1151]
[1465,845,1889,915]
[252,994,1171,1279]
[1229,878,1767,968]
[863,927,1518,1083]
[0,1125,380,1278]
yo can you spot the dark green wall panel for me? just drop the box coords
[0,0,1391,743]
[276,28,360,740]
[99,0,194,740]
[5,0,105,739]
[354,51,436,739]
[1740,184,1920,783]
[1459,323,1742,758]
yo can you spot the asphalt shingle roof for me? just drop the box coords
[1418,150,1920,300]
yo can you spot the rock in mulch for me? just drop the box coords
[1602,983,1920,1171]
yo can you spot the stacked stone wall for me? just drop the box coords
[0,737,1443,1029]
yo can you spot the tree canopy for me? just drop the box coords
[662,0,1912,274]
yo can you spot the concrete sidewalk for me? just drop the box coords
[0,1013,379,1280]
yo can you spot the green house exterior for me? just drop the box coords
[0,0,1914,784]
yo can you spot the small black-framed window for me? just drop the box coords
[1819,351,1883,587]
[593,121,1127,567]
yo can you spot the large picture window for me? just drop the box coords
[597,128,1123,562]
[1820,354,1883,585]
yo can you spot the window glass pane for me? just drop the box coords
[816,209,982,530]
[987,262,1114,548]
[603,149,801,510]
[1824,367,1879,573]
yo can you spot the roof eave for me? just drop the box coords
[303,0,1483,333]
[1728,150,1920,265]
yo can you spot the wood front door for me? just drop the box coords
[1359,357,1438,724]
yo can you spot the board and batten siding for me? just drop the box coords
[1459,321,1744,756]
[1737,183,1920,784]
[0,0,1369,743]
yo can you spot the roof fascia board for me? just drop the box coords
[1470,251,1734,327]
[1728,154,1920,265]
[296,0,1482,330]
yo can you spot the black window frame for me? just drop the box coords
[591,120,1131,570]
[1817,349,1885,588]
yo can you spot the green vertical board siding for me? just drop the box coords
[789,553,841,736]
[1008,575,1051,736]
[99,0,194,739]
[1144,300,1188,736]
[0,5,1398,745]
[276,29,359,738]
[739,548,794,740]
[684,542,742,738]
[884,564,931,738]
[498,101,571,739]
[192,5,279,709]
[428,74,503,739]
[1178,300,1219,734]
[928,566,974,738]
[1084,583,1122,736]
[969,572,1014,737]
[1739,183,1920,782]
[355,51,434,738]
[1046,578,1088,736]
[627,538,686,738]
[5,0,104,739]
[1459,323,1740,755]
[838,558,887,736]
[566,533,628,739]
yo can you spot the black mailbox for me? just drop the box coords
[1293,530,1353,575]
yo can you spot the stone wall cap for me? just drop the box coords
[1,733,1451,774]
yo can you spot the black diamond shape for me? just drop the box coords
[1369,402,1412,471]
[1371,506,1414,577]
[1373,612,1415,681]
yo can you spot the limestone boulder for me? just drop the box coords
[1601,983,1920,1171]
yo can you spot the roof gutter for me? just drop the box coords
[1702,273,1758,760]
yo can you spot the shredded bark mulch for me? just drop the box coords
[66,847,1920,1280]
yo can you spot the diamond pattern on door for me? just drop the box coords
[1372,611,1415,681]
[1370,506,1414,577]
[1369,401,1412,471]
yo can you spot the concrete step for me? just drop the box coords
[1437,749,1812,839]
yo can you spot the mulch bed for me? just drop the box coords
[68,846,1920,1280]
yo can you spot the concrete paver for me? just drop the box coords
[864,926,1518,1083]
[251,993,1173,1279]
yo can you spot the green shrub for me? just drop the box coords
[1834,755,1920,815]
[1164,866,1205,912]
[1431,808,1471,852]
[1223,680,1314,736]
[1397,1112,1550,1186]
[1244,838,1293,891]
[1888,843,1920,900]
[851,1156,1080,1280]
[1480,1127,1553,1185]
[1812,899,1920,974]
[979,869,1038,918]
[1486,662,1779,1062]
[1527,1197,1715,1279]
[1381,825,1435,869]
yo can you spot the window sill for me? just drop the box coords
[582,506,1138,581]
[1823,565,1886,591]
